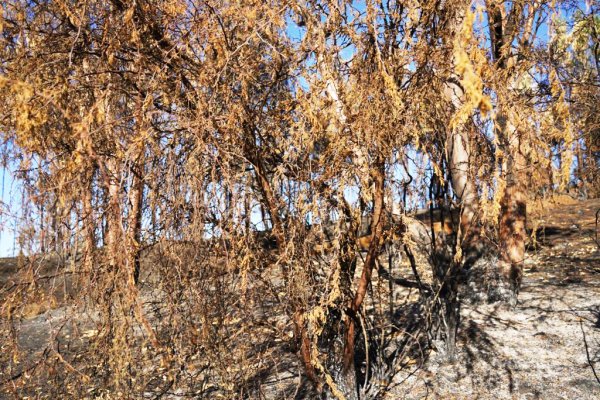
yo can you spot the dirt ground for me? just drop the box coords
[391,198,600,399]
[1,198,599,399]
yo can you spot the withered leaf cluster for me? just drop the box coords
[0,1,597,398]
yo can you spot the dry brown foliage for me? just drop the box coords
[0,1,597,398]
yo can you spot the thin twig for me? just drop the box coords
[580,319,600,385]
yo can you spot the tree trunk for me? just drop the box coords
[497,111,527,305]
[83,167,96,272]
[498,155,527,305]
[128,159,144,285]
[342,160,385,392]
[447,125,478,243]
[484,0,535,305]
[442,73,478,358]
[105,159,122,272]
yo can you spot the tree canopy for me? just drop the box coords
[0,1,598,398]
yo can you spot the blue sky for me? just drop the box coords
[0,165,19,257]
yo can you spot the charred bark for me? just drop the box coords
[83,166,97,272]
[128,159,144,285]
[496,109,528,305]
[499,173,527,305]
